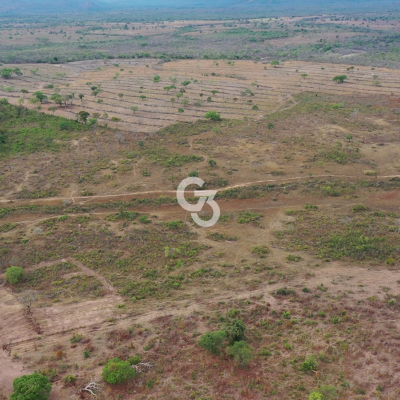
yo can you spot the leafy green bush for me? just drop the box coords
[198,330,226,355]
[6,266,25,284]
[102,358,136,384]
[10,373,52,400]
[227,341,254,367]
[301,355,319,372]
[204,111,221,121]
[224,318,246,344]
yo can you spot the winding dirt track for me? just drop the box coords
[1,173,399,208]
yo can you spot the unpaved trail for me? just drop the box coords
[0,173,399,208]
[0,258,116,294]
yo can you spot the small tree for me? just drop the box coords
[29,97,40,107]
[198,331,226,355]
[271,60,280,67]
[18,290,38,315]
[205,111,221,121]
[301,73,308,79]
[78,93,84,101]
[227,341,253,367]
[33,91,47,104]
[50,93,63,106]
[332,75,347,84]
[301,355,319,372]
[6,266,25,284]
[10,373,52,400]
[1,68,22,79]
[131,106,139,114]
[118,93,124,100]
[77,111,90,124]
[181,80,191,87]
[102,358,136,384]
[153,75,161,82]
[224,318,246,344]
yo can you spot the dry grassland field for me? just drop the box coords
[0,5,400,400]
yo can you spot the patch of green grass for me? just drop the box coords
[0,103,87,157]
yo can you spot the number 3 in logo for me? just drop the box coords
[176,177,220,228]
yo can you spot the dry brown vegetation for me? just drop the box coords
[1,11,400,398]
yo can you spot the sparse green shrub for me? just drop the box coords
[139,215,151,224]
[70,333,82,343]
[251,245,270,256]
[351,204,369,212]
[64,375,76,385]
[310,385,339,399]
[286,254,302,262]
[237,212,262,224]
[276,287,294,296]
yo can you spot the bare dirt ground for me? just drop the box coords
[1,59,400,133]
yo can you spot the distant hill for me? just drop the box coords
[0,0,395,14]
[0,0,104,13]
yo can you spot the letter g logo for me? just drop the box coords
[176,177,220,228]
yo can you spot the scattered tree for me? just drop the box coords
[0,68,22,79]
[10,373,51,400]
[131,106,139,113]
[227,341,254,367]
[271,60,280,67]
[33,91,47,104]
[18,290,38,315]
[224,318,246,344]
[77,111,90,124]
[198,331,226,355]
[332,75,347,84]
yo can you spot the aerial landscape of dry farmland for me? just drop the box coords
[0,1,400,399]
